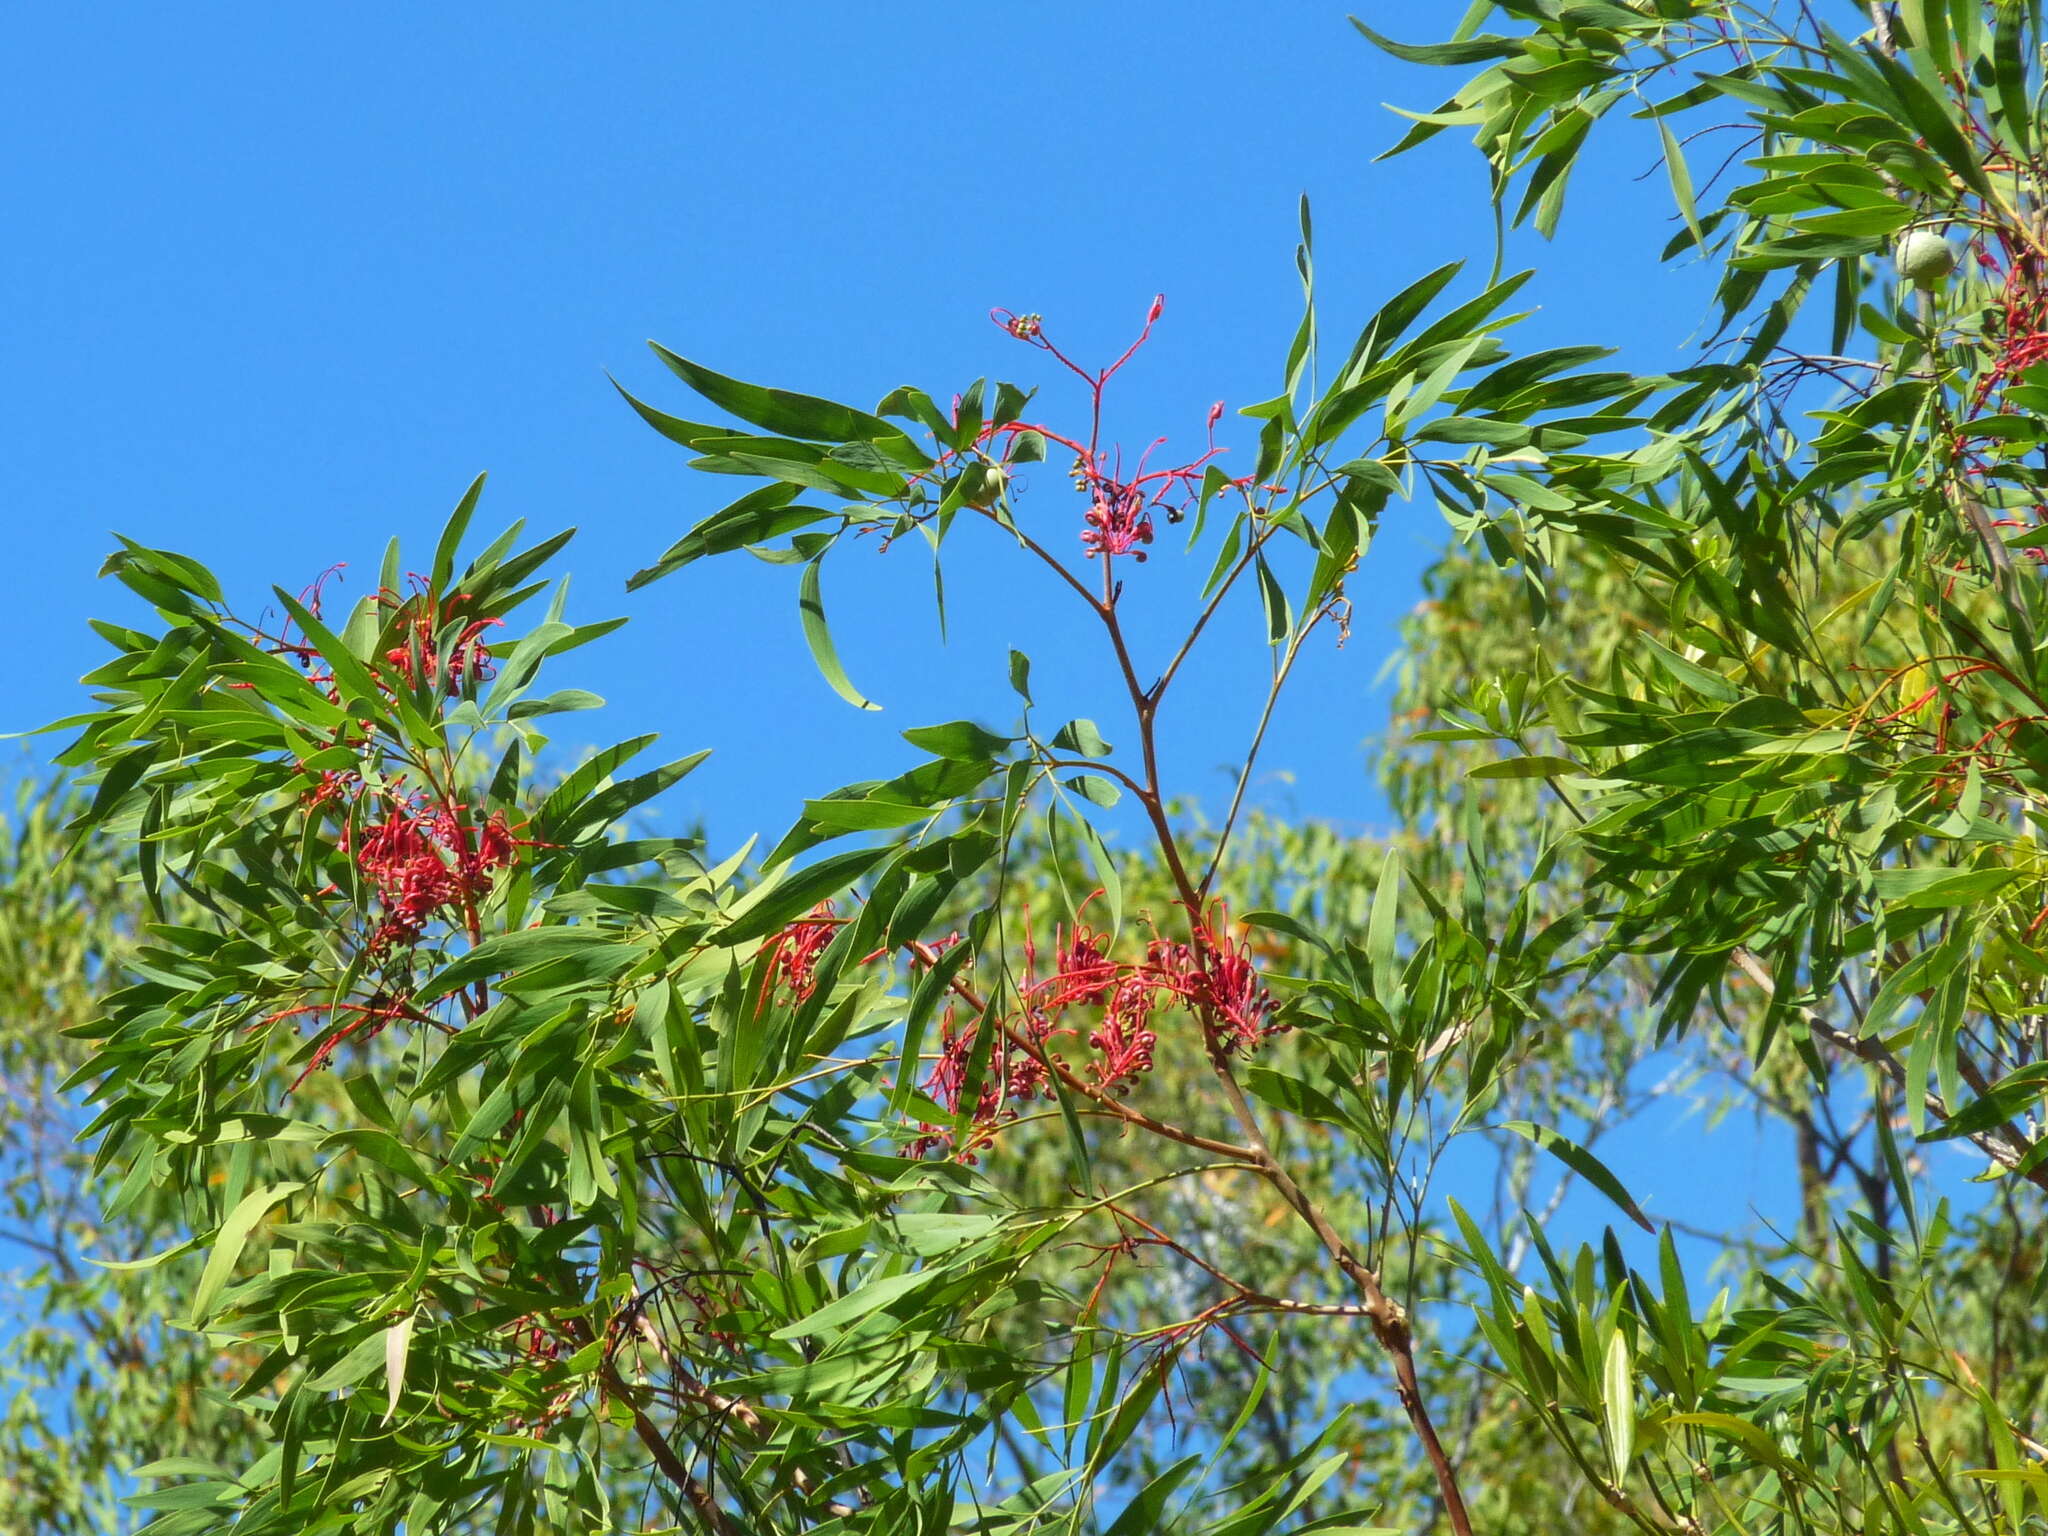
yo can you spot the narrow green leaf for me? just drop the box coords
[773,1270,930,1339]
[1655,114,1704,249]
[190,1182,303,1325]
[1498,1121,1655,1232]
[800,556,880,711]
[1604,1328,1635,1483]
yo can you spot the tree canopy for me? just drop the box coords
[14,2,2048,1532]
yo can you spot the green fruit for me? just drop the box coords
[960,463,1006,509]
[1895,228,1955,288]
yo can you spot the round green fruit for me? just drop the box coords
[961,463,1006,509]
[1894,228,1954,288]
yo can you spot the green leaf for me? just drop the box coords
[1603,1327,1634,1483]
[1994,4,2031,154]
[1255,554,1292,644]
[772,1269,932,1339]
[1656,113,1704,250]
[1349,15,1519,65]
[649,342,924,458]
[1009,648,1034,707]
[628,482,828,589]
[1051,719,1113,758]
[902,720,1012,760]
[189,1182,303,1326]
[720,845,892,946]
[417,928,631,1005]
[382,1315,414,1425]
[799,556,880,711]
[1468,754,1586,780]
[430,473,486,592]
[1102,1453,1204,1536]
[1497,1121,1654,1232]
[1921,1063,2048,1144]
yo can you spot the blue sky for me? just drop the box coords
[5,5,1854,1251]
[2,5,1720,843]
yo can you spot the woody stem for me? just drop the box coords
[1098,589,1475,1536]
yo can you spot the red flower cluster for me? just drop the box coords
[1146,918,1278,1059]
[952,296,1252,567]
[1958,237,2048,561]
[1081,481,1157,560]
[258,564,529,955]
[760,903,840,1005]
[256,566,503,704]
[905,904,1283,1160]
[907,1009,1010,1161]
[1973,238,2048,407]
[379,577,503,693]
[339,795,521,953]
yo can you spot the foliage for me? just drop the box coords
[25,2,2048,1533]
[0,776,279,1532]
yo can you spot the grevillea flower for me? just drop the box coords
[378,577,503,693]
[967,296,1260,568]
[1082,483,1156,561]
[1087,977,1159,1093]
[908,1010,1015,1161]
[338,793,523,953]
[761,903,839,1005]
[1047,920,1119,1008]
[903,902,1280,1160]
[1147,911,1280,1059]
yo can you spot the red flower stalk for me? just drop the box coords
[974,296,1251,566]
[268,996,418,1090]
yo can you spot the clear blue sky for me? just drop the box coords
[3,5,1718,841]
[7,5,1878,1251]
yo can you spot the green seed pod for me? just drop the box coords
[1894,228,1954,289]
[960,462,1006,509]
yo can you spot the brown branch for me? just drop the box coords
[1206,1060,1476,1536]
[600,1361,745,1536]
[1731,949,2048,1196]
[1077,547,1476,1532]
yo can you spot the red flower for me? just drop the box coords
[1087,976,1158,1093]
[1081,483,1157,561]
[379,578,502,693]
[337,793,523,953]
[762,903,839,1004]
